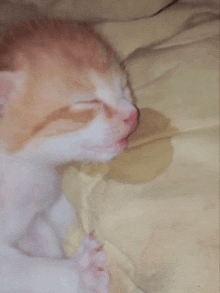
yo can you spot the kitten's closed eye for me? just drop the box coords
[73,99,101,110]
[75,99,100,104]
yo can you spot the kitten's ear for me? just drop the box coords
[0,71,26,116]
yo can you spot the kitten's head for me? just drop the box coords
[0,19,138,164]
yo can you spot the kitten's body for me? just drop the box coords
[0,19,137,292]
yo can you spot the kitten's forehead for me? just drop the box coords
[21,43,125,105]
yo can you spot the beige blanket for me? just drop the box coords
[0,1,219,292]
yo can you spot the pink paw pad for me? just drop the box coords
[77,231,111,293]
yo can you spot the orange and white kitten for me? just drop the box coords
[0,19,137,293]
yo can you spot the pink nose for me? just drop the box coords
[124,110,138,132]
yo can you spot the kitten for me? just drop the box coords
[0,19,137,293]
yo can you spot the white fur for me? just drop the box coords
[0,71,137,292]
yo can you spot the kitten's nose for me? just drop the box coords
[124,110,138,132]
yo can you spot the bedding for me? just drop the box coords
[0,0,219,292]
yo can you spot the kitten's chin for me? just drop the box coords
[82,139,128,163]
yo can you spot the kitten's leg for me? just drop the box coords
[18,196,111,292]
[18,215,65,258]
[0,189,80,292]
[1,204,110,292]
[18,194,75,258]
[0,167,110,293]
[19,195,111,292]
[0,207,80,292]
[0,243,81,293]
[47,193,76,240]
[1,233,110,293]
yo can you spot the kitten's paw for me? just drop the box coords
[76,232,110,293]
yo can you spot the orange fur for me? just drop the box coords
[0,19,115,72]
[0,19,118,153]
[103,103,115,119]
[1,65,97,153]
